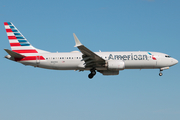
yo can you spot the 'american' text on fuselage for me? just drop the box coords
[108,53,148,61]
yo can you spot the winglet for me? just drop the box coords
[73,33,82,47]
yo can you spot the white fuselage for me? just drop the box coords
[19,51,178,71]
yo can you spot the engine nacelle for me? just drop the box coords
[100,70,119,75]
[107,60,125,70]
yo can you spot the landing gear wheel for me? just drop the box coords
[88,68,96,79]
[159,69,163,76]
[91,71,96,75]
[88,73,94,79]
[159,73,163,76]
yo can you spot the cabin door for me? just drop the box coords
[36,56,40,66]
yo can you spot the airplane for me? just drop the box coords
[4,22,178,79]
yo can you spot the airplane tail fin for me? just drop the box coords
[4,22,49,55]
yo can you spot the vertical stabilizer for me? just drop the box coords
[4,22,49,55]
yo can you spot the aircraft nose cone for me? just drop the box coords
[170,58,178,66]
[174,59,178,65]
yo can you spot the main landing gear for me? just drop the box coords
[159,69,163,76]
[88,69,96,79]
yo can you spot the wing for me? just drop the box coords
[73,33,106,68]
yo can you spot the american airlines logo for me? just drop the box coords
[148,52,157,60]
[108,53,148,61]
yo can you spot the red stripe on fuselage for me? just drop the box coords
[10,43,21,46]
[22,56,45,61]
[15,56,45,61]
[12,50,38,53]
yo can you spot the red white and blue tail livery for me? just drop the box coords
[4,22,178,79]
[4,22,49,62]
[4,22,36,53]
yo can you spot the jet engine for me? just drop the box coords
[107,60,125,70]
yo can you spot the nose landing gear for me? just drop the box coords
[159,70,163,76]
[88,69,96,79]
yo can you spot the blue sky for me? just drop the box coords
[0,0,180,120]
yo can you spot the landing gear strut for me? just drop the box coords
[159,70,163,76]
[88,69,96,79]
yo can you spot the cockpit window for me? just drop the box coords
[165,55,171,58]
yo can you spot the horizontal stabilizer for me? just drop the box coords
[4,49,25,59]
